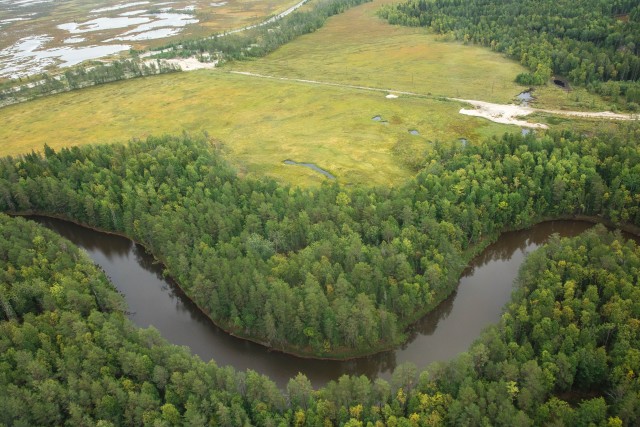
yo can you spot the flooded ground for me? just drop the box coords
[0,0,298,78]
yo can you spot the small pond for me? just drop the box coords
[516,90,533,106]
[283,160,335,180]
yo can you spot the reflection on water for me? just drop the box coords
[31,217,612,386]
[388,221,593,374]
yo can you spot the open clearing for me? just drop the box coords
[1,0,624,187]
[0,70,513,186]
[228,71,638,127]
[228,0,612,110]
[228,0,529,104]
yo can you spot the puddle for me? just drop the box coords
[0,35,130,78]
[63,37,85,44]
[521,128,531,136]
[120,10,147,16]
[129,12,197,31]
[107,13,198,41]
[386,93,398,99]
[372,115,382,121]
[114,28,181,41]
[3,0,53,7]
[553,78,570,90]
[0,17,32,27]
[58,16,151,33]
[409,130,419,135]
[284,160,335,179]
[58,10,198,44]
[91,2,150,14]
[516,90,533,106]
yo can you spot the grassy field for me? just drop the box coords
[1,0,617,187]
[0,70,513,186]
[228,0,530,104]
[529,84,617,112]
[228,0,613,111]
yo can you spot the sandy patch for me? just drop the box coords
[149,57,218,71]
[228,72,639,127]
[455,98,639,127]
[536,109,639,121]
[453,99,548,129]
[386,93,398,99]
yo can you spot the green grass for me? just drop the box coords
[0,70,513,187]
[527,112,627,136]
[1,0,619,187]
[228,0,531,104]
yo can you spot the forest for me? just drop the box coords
[0,125,639,358]
[378,0,640,108]
[1,214,638,425]
[2,0,640,424]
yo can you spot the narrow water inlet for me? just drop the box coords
[284,159,335,179]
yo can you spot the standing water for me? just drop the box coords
[31,217,601,386]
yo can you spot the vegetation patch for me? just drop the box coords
[1,166,640,425]
[0,70,512,186]
[378,0,640,108]
[1,125,639,359]
[228,0,530,104]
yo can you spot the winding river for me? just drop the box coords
[32,218,604,387]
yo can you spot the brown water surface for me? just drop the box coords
[31,218,606,386]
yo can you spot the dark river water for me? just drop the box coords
[32,218,600,387]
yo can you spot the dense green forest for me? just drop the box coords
[0,125,639,357]
[378,0,640,108]
[1,215,638,425]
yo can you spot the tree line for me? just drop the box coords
[0,125,639,358]
[0,0,371,107]
[378,0,640,109]
[1,213,638,425]
[0,59,180,108]
[153,0,372,62]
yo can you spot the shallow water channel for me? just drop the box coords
[32,218,597,387]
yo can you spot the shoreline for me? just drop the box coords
[9,210,639,360]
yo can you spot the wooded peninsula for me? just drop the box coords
[1,126,640,424]
[1,0,640,424]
